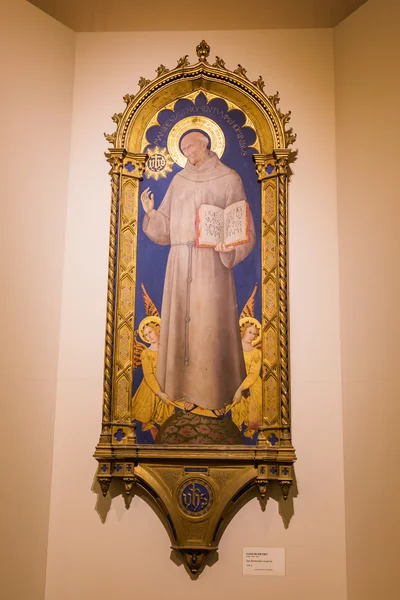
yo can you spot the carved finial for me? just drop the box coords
[285,127,297,146]
[183,551,207,575]
[104,132,116,145]
[98,477,111,497]
[279,480,292,501]
[176,54,190,68]
[156,64,169,77]
[123,476,136,497]
[212,56,226,69]
[138,76,151,90]
[234,64,248,78]
[253,75,265,91]
[255,478,269,499]
[268,91,280,107]
[196,40,210,62]
[112,112,122,125]
[280,111,292,126]
[123,93,134,105]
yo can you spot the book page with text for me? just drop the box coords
[196,205,224,247]
[223,200,249,246]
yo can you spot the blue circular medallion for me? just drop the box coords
[177,478,214,518]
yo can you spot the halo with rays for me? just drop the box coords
[167,116,225,168]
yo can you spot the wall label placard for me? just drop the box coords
[243,547,285,576]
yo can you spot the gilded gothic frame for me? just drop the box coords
[94,41,296,576]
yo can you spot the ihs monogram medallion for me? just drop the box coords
[145,146,174,180]
[177,478,214,518]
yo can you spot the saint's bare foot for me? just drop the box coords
[213,407,225,417]
[184,402,195,411]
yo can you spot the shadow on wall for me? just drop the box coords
[91,471,298,578]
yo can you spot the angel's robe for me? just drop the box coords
[143,152,256,410]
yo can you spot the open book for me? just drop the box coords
[195,200,250,248]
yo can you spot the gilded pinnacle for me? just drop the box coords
[196,40,210,62]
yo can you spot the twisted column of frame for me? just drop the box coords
[101,150,124,440]
[275,150,291,444]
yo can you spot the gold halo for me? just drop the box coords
[167,116,225,168]
[138,316,161,343]
[239,316,262,346]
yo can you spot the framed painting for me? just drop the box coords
[95,41,296,575]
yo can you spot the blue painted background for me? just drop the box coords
[132,93,262,444]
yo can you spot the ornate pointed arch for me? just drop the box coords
[106,42,295,154]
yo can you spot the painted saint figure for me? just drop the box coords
[141,131,256,413]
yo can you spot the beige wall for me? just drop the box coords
[2,2,399,598]
[8,2,400,598]
[43,30,347,599]
[0,1,75,599]
[334,1,400,598]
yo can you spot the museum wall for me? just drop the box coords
[0,1,75,599]
[334,0,400,598]
[44,30,347,599]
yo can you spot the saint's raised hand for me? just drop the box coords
[140,186,154,214]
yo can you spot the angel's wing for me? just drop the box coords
[133,331,147,370]
[240,282,258,320]
[141,282,160,318]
